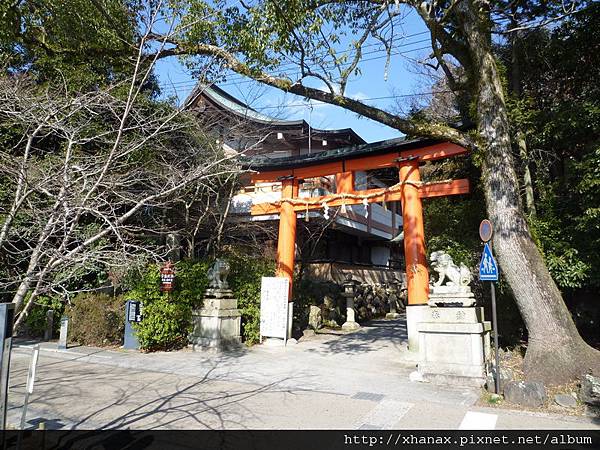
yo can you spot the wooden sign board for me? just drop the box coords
[259,277,289,344]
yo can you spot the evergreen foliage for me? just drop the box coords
[0,0,140,90]
[23,295,64,338]
[67,292,126,346]
[503,6,600,294]
[128,254,274,351]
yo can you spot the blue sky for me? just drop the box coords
[154,8,431,143]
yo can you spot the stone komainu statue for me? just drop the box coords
[430,250,472,287]
[207,258,230,289]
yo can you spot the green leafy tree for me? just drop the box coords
[0,0,140,89]
[500,7,600,312]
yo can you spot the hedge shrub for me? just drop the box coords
[128,254,274,350]
[66,293,126,346]
[127,265,187,352]
[24,295,64,338]
[227,253,275,345]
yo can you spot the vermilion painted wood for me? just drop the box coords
[275,179,298,301]
[294,162,344,180]
[344,152,401,172]
[335,171,354,194]
[250,179,470,215]
[399,161,429,305]
[256,141,469,307]
[418,178,470,198]
[249,142,468,182]
[251,169,292,183]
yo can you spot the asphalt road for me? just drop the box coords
[5,319,599,431]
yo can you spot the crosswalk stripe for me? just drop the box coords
[356,400,413,429]
[459,411,498,430]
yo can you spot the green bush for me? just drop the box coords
[24,295,64,338]
[128,260,211,351]
[66,293,126,346]
[173,259,211,308]
[127,254,274,350]
[133,295,190,351]
[227,253,275,345]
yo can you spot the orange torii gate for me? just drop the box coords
[249,140,470,306]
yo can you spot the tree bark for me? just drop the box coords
[509,25,536,217]
[517,131,537,216]
[460,0,600,383]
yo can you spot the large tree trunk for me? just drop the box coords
[510,26,536,216]
[460,0,600,384]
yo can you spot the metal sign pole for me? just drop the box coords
[19,345,39,429]
[17,344,39,449]
[490,280,500,394]
[488,240,501,395]
[479,219,501,395]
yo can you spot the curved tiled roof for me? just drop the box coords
[240,137,441,170]
[184,83,366,144]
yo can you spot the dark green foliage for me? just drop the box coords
[227,253,275,345]
[128,265,195,352]
[23,295,64,338]
[423,158,484,268]
[66,293,126,346]
[172,260,212,309]
[128,254,273,350]
[0,0,141,90]
[503,5,600,293]
[133,295,191,351]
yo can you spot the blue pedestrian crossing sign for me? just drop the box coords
[479,243,499,281]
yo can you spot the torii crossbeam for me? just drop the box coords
[248,139,470,306]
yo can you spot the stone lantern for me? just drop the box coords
[385,278,403,319]
[341,275,360,331]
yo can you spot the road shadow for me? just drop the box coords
[8,348,320,434]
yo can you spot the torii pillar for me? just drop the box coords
[399,160,429,352]
[275,178,298,339]
[251,141,470,347]
[276,178,298,296]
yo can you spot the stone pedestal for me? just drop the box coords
[417,306,491,386]
[189,289,241,351]
[406,304,429,353]
[342,296,360,331]
[428,285,475,307]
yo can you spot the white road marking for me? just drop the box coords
[356,399,413,429]
[459,411,498,430]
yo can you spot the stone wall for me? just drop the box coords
[307,280,407,329]
[353,282,407,321]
